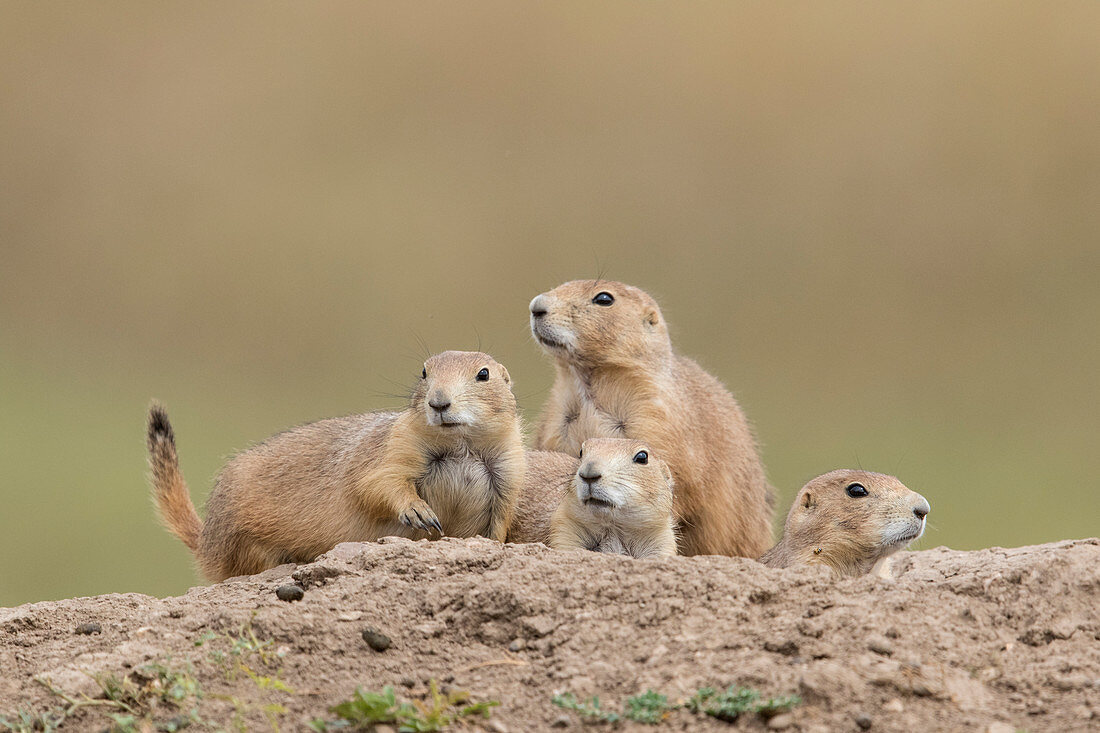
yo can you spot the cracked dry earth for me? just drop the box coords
[1,537,1098,732]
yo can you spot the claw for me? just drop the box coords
[432,518,443,534]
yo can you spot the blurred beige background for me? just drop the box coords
[2,2,1097,607]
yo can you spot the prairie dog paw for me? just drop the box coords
[398,499,442,534]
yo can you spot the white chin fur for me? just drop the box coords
[880,518,925,548]
[532,321,576,352]
[575,478,628,510]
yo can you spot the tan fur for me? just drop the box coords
[147,405,201,552]
[549,438,677,559]
[530,280,774,557]
[759,469,930,577]
[147,351,525,581]
[506,450,578,545]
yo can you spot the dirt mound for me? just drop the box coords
[2,538,1098,732]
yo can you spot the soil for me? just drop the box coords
[2,537,1098,732]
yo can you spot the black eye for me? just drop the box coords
[476,368,489,381]
[592,291,614,306]
[633,451,648,464]
[421,368,427,379]
[846,483,868,498]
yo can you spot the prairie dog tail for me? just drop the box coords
[147,403,202,552]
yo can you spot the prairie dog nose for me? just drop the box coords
[529,294,549,318]
[578,462,601,485]
[913,496,930,520]
[428,392,451,412]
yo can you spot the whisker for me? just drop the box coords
[412,331,432,359]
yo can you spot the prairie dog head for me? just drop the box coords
[572,438,674,524]
[411,351,517,438]
[529,280,672,369]
[784,470,930,576]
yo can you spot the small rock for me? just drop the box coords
[985,723,1015,733]
[362,627,392,652]
[551,715,571,728]
[764,639,799,656]
[521,615,558,638]
[508,638,525,652]
[374,726,397,733]
[400,676,416,688]
[855,713,873,729]
[883,699,904,713]
[337,611,363,622]
[767,712,794,730]
[413,620,446,638]
[275,584,304,602]
[488,721,508,733]
[643,644,668,665]
[911,681,935,697]
[1050,618,1079,640]
[868,636,894,656]
[74,622,101,635]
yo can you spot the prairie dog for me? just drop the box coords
[529,280,773,557]
[147,351,524,581]
[759,470,930,577]
[549,438,677,559]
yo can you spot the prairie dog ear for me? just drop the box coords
[643,308,659,327]
[802,491,816,510]
[660,461,673,485]
[500,366,511,384]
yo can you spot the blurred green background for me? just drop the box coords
[2,2,1097,607]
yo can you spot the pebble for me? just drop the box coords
[508,638,525,652]
[855,713,873,729]
[488,721,508,733]
[767,713,794,730]
[551,715,571,728]
[362,627,392,652]
[74,622,101,635]
[985,723,1015,733]
[867,636,894,656]
[883,699,904,713]
[275,584,304,602]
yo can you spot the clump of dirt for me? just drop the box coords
[1,537,1097,731]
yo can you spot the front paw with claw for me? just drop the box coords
[398,499,442,534]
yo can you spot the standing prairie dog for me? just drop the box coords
[549,438,677,559]
[147,351,525,581]
[759,470,930,577]
[529,280,774,558]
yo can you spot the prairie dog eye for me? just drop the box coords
[476,368,490,381]
[592,291,614,306]
[846,483,868,498]
[421,368,427,379]
[633,450,648,464]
